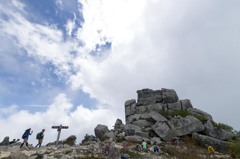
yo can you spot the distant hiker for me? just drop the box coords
[20,128,33,148]
[9,139,20,145]
[208,145,215,154]
[141,140,148,152]
[35,129,45,148]
[153,142,159,153]
[121,153,129,159]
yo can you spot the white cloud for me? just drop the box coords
[0,105,18,116]
[70,0,240,130]
[1,0,240,146]
[65,13,76,37]
[0,93,117,145]
[56,0,63,10]
[0,5,75,77]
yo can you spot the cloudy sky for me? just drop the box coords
[0,0,240,145]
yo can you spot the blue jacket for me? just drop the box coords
[23,130,31,139]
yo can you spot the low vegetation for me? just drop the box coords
[159,110,208,123]
[228,140,240,158]
[211,121,233,131]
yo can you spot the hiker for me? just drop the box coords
[35,129,45,148]
[9,139,20,145]
[153,142,159,153]
[208,145,215,154]
[141,139,148,152]
[20,128,33,148]
[121,153,129,159]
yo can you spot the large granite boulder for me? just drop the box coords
[167,115,204,137]
[152,116,204,141]
[94,124,110,141]
[167,100,193,111]
[136,89,163,106]
[63,135,76,146]
[187,108,212,120]
[125,99,136,116]
[124,124,141,136]
[136,106,148,114]
[132,120,153,128]
[148,111,167,122]
[152,121,170,141]
[203,121,236,141]
[126,114,141,125]
[0,136,9,146]
[147,103,164,112]
[114,119,124,130]
[180,99,193,110]
[192,133,228,152]
[167,101,182,111]
[124,135,150,143]
[162,88,179,103]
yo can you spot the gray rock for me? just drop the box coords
[148,111,167,122]
[187,108,212,120]
[167,115,204,137]
[94,124,110,141]
[125,101,136,117]
[136,89,163,106]
[124,135,150,143]
[132,120,153,128]
[140,113,151,121]
[126,114,141,124]
[203,121,236,141]
[0,136,9,146]
[150,137,162,145]
[147,103,163,112]
[136,106,148,114]
[162,88,179,103]
[124,124,141,136]
[108,147,120,159]
[135,131,149,138]
[5,151,29,159]
[125,99,136,106]
[152,122,170,141]
[192,133,228,152]
[180,99,193,110]
[167,101,182,111]
[104,131,116,140]
[114,119,124,130]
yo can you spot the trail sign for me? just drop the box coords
[52,125,69,145]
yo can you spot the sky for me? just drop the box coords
[0,0,240,145]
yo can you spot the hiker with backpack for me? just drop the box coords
[20,128,33,148]
[35,129,45,148]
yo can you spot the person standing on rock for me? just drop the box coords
[20,128,33,148]
[35,129,45,148]
[141,140,148,152]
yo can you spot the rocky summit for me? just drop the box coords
[0,88,239,159]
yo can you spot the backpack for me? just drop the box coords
[22,132,27,139]
[36,132,42,139]
[36,132,44,139]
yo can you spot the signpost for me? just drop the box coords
[52,125,69,145]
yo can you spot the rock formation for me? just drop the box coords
[94,88,236,152]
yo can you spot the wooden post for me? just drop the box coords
[52,125,69,146]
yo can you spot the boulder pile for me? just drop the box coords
[94,88,236,152]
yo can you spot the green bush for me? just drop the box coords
[159,109,207,123]
[211,121,233,131]
[228,140,240,158]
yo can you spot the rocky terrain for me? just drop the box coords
[0,88,239,159]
